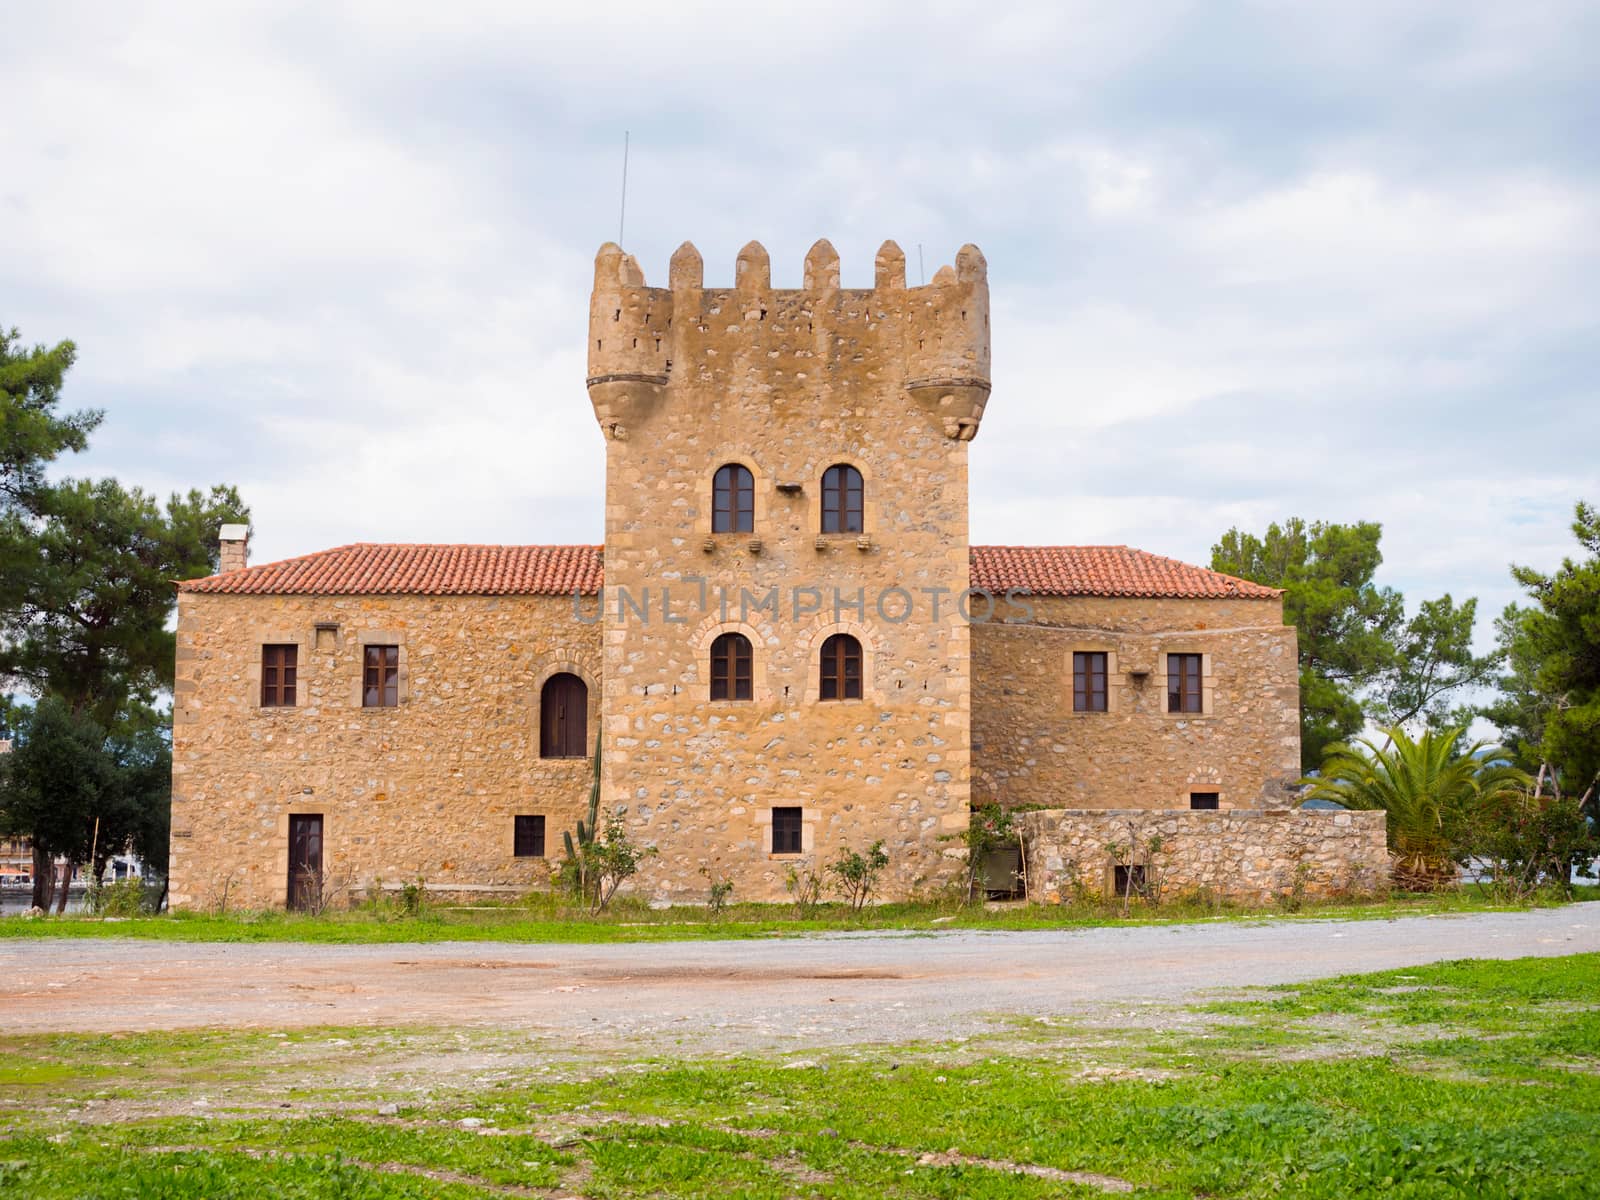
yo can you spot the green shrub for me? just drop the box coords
[399,877,428,918]
[1468,791,1599,901]
[784,860,824,917]
[828,840,889,912]
[87,876,157,917]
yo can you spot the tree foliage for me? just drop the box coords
[0,698,170,908]
[1212,519,1402,766]
[1301,725,1528,890]
[1,478,248,728]
[1213,518,1499,767]
[0,324,246,898]
[1370,593,1500,731]
[1483,500,1600,810]
[0,327,100,514]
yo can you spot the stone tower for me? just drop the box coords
[585,238,991,900]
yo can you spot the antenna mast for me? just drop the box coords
[618,131,630,245]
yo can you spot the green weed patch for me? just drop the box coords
[1,954,1596,1197]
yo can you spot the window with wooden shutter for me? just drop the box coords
[261,644,297,707]
[1072,651,1107,712]
[514,815,546,858]
[363,645,398,708]
[820,464,863,533]
[712,463,754,533]
[1167,653,1203,714]
[819,633,863,700]
[710,632,753,701]
[539,673,589,758]
[772,807,802,855]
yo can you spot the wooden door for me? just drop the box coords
[287,814,323,911]
[539,673,588,758]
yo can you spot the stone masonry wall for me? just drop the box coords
[972,596,1301,810]
[169,592,602,910]
[1016,808,1390,905]
[585,240,988,901]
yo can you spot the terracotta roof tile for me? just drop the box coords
[178,543,604,596]
[180,541,1276,601]
[968,545,1280,600]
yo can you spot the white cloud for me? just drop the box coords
[2,0,1596,671]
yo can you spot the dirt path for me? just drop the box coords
[3,905,1595,1049]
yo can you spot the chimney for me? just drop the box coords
[218,524,249,574]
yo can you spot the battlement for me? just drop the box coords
[586,239,991,442]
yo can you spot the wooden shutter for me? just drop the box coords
[262,644,297,707]
[820,634,862,700]
[821,464,863,533]
[710,633,753,701]
[1168,654,1202,713]
[772,807,802,854]
[514,815,546,857]
[713,464,754,533]
[1073,651,1107,712]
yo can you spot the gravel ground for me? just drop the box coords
[3,904,1595,1050]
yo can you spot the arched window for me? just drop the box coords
[539,673,588,758]
[709,632,753,701]
[821,464,863,533]
[712,463,754,533]
[819,633,863,701]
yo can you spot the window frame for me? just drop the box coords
[1189,792,1220,811]
[771,806,803,855]
[261,643,298,708]
[820,463,864,534]
[1167,652,1204,714]
[712,463,755,534]
[709,631,753,701]
[513,814,546,858]
[819,633,863,701]
[1072,651,1108,713]
[363,644,399,708]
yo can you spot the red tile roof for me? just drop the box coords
[178,543,605,596]
[968,545,1280,600]
[179,542,1277,601]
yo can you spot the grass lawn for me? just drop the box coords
[4,885,1593,945]
[1,953,1596,1197]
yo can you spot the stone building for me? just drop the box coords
[168,240,1386,910]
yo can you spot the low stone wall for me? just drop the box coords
[1014,808,1389,905]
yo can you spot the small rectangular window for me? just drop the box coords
[771,806,803,855]
[1112,863,1147,896]
[514,815,545,858]
[1189,792,1220,811]
[1072,651,1107,712]
[364,645,399,708]
[261,644,297,707]
[1167,653,1203,714]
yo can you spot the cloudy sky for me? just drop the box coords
[4,1,1596,644]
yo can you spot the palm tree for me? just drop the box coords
[1302,725,1529,890]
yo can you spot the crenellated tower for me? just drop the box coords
[587,239,990,443]
[586,240,991,902]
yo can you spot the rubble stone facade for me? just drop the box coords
[1015,808,1391,904]
[168,240,1385,911]
[169,592,601,909]
[584,238,987,903]
[972,596,1302,811]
